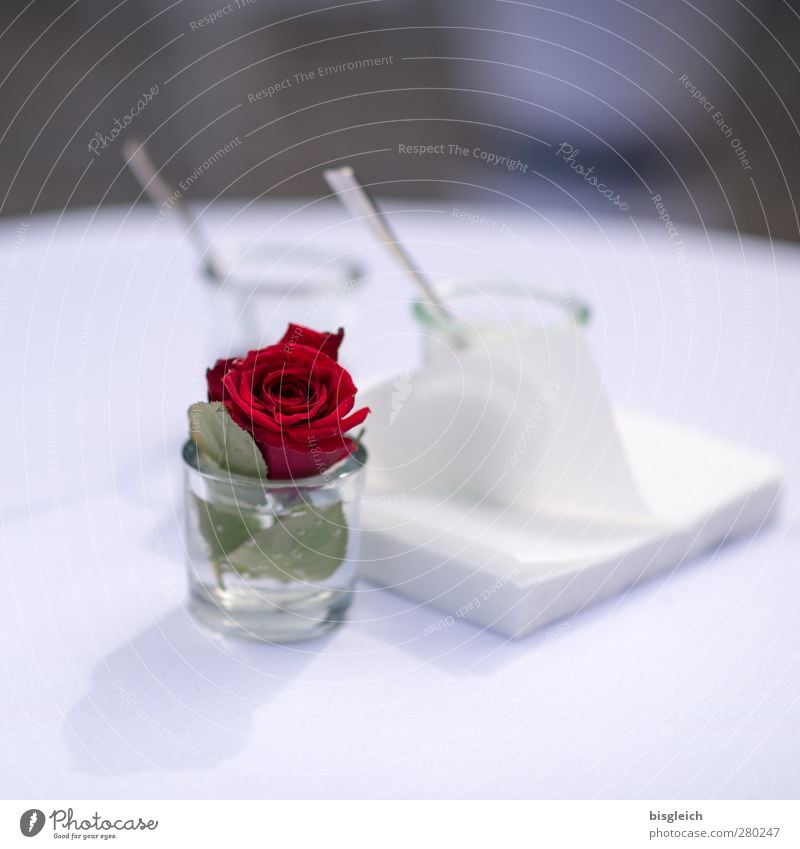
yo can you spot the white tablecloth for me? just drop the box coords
[1,200,798,799]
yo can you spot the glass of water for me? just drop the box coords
[204,241,366,358]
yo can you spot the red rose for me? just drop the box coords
[206,324,369,480]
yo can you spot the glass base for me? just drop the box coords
[189,582,353,643]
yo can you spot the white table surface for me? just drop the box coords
[1,199,798,800]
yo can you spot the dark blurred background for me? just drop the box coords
[1,0,799,240]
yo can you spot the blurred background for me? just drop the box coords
[0,0,798,240]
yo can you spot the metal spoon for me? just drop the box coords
[323,166,466,344]
[122,138,225,282]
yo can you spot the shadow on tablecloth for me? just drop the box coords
[62,606,330,778]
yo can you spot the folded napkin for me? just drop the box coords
[358,325,782,637]
[365,323,655,532]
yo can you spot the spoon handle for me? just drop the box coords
[123,139,224,282]
[323,166,452,323]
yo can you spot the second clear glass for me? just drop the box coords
[205,241,366,358]
[412,278,591,363]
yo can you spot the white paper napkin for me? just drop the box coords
[362,323,656,541]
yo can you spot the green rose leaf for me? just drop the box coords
[192,495,264,562]
[188,401,267,479]
[226,500,349,583]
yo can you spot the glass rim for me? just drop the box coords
[411,279,591,329]
[202,241,366,296]
[182,439,367,489]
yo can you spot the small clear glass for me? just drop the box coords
[412,279,591,363]
[205,242,366,357]
[183,440,367,643]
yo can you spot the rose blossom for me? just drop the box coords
[207,324,369,479]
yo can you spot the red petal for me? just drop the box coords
[254,435,357,480]
[278,323,345,361]
[206,358,240,402]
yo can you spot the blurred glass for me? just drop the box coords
[204,242,366,357]
[412,278,591,364]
